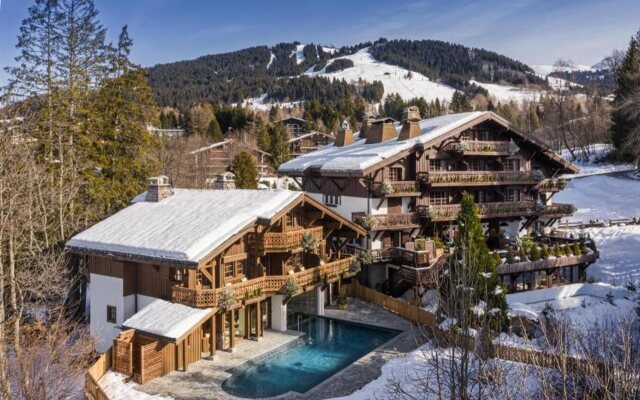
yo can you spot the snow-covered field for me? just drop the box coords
[469,79,545,103]
[306,47,458,103]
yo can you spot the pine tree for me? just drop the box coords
[256,119,271,152]
[611,29,640,161]
[269,123,291,168]
[112,25,134,77]
[440,193,508,331]
[206,117,223,142]
[231,151,259,189]
[450,91,472,113]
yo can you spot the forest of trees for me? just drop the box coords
[0,0,161,397]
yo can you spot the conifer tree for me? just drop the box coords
[269,123,291,168]
[256,119,271,152]
[231,151,259,189]
[450,91,472,113]
[206,117,223,142]
[611,29,640,161]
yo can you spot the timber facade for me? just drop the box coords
[279,109,596,296]
[68,183,364,384]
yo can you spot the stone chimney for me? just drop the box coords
[145,175,173,202]
[398,106,422,141]
[334,120,354,147]
[359,114,374,140]
[365,118,398,144]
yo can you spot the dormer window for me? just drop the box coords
[171,268,183,283]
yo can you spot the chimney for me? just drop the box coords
[359,114,374,140]
[334,120,354,147]
[145,175,173,202]
[398,106,422,141]
[365,118,398,144]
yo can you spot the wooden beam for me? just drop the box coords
[200,265,215,287]
[307,210,325,219]
[335,237,351,254]
[329,178,345,192]
[323,228,334,240]
[292,176,303,188]
[209,315,216,356]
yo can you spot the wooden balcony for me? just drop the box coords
[352,212,420,231]
[171,255,355,308]
[419,201,575,222]
[248,226,323,253]
[497,252,599,275]
[445,140,519,156]
[371,181,421,197]
[392,247,431,267]
[537,178,568,192]
[425,171,537,187]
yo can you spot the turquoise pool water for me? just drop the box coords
[221,317,399,398]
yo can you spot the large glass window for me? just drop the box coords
[505,159,520,171]
[505,189,520,202]
[430,192,448,206]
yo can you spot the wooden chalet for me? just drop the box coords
[279,108,596,294]
[278,116,335,156]
[67,177,364,383]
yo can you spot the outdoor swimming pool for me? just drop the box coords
[221,317,399,398]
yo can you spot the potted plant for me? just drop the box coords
[281,279,299,304]
[218,286,237,311]
[337,290,348,310]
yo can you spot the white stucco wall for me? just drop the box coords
[89,273,124,352]
[137,294,160,310]
[308,192,369,221]
[270,295,288,332]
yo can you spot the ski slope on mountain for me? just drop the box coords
[305,48,458,103]
[469,80,545,103]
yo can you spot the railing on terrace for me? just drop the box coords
[497,251,599,275]
[344,244,431,268]
[419,201,576,222]
[537,178,568,192]
[352,212,420,230]
[371,181,421,197]
[247,226,323,252]
[445,140,519,155]
[425,170,536,186]
[171,254,355,308]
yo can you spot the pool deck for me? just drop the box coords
[137,297,428,400]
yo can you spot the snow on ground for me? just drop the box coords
[546,76,582,91]
[531,64,594,77]
[322,46,337,55]
[560,143,637,178]
[329,343,538,400]
[305,47,458,103]
[290,44,305,65]
[236,93,302,112]
[99,371,172,400]
[469,79,545,104]
[266,51,276,69]
[582,225,640,285]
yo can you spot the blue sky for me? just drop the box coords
[1,0,639,84]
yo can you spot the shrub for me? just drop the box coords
[492,251,502,265]
[337,290,347,305]
[434,235,444,249]
[282,279,299,299]
[350,258,362,274]
[505,247,516,264]
[218,286,237,310]
[565,244,574,256]
[519,246,527,261]
[541,244,550,259]
[572,242,582,256]
[529,246,540,261]
[301,231,318,252]
[553,243,562,257]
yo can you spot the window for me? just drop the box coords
[285,213,295,227]
[429,159,445,171]
[322,194,341,207]
[475,190,487,203]
[430,192,448,206]
[106,305,117,324]
[171,268,183,282]
[505,189,520,202]
[224,262,235,277]
[388,167,402,181]
[505,159,520,171]
[468,159,485,171]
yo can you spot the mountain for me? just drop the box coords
[148,38,549,109]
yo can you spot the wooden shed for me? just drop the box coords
[112,300,215,383]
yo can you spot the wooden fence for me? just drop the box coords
[85,348,112,400]
[351,280,437,327]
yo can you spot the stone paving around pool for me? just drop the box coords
[136,297,428,400]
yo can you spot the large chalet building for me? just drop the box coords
[67,177,364,383]
[279,108,598,295]
[279,116,335,157]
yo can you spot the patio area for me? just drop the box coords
[127,298,427,400]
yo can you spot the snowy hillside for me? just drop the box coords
[531,64,594,77]
[305,48,458,103]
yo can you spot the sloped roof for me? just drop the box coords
[122,299,213,341]
[287,131,334,143]
[278,111,578,177]
[66,189,303,265]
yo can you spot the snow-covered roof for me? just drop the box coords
[279,112,484,177]
[279,111,578,177]
[287,131,333,143]
[122,299,213,341]
[67,189,303,265]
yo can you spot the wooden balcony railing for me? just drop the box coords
[537,178,568,192]
[445,140,519,155]
[392,247,431,267]
[425,170,537,187]
[352,212,420,230]
[171,254,355,308]
[248,226,323,252]
[371,181,421,197]
[497,252,598,275]
[419,201,576,222]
